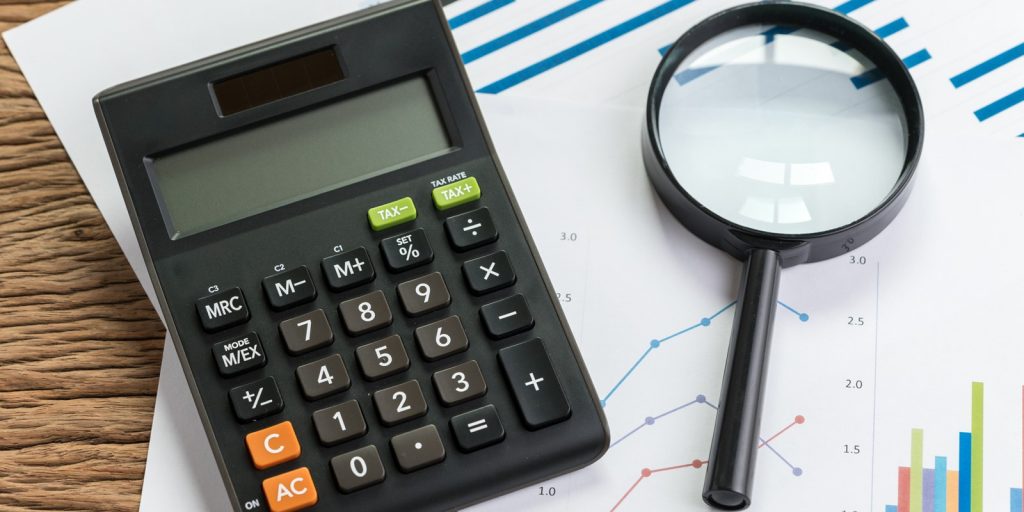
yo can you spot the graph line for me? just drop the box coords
[975,86,1024,122]
[851,49,932,89]
[601,300,808,406]
[449,0,514,30]
[951,42,1024,88]
[461,0,602,64]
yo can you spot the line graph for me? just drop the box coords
[600,300,809,406]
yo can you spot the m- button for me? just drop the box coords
[195,287,249,332]
[262,267,317,311]
[246,421,301,470]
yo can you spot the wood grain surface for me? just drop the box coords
[0,2,166,511]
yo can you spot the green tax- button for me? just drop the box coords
[432,177,481,210]
[368,197,417,231]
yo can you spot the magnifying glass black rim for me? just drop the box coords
[642,0,924,266]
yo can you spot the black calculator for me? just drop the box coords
[93,1,608,510]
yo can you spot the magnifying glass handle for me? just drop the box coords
[703,248,781,510]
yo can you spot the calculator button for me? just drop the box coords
[498,339,571,430]
[245,421,301,470]
[312,400,367,446]
[368,196,417,231]
[390,424,446,473]
[230,377,285,422]
[397,272,451,316]
[463,251,516,295]
[279,309,334,355]
[432,360,487,406]
[321,247,375,291]
[212,332,266,377]
[414,316,469,361]
[480,294,534,339]
[373,380,428,426]
[339,290,393,336]
[380,228,433,272]
[355,335,410,381]
[331,445,386,493]
[450,405,505,452]
[295,354,350,400]
[262,266,316,311]
[432,176,481,210]
[195,287,249,332]
[262,467,317,512]
[444,207,497,251]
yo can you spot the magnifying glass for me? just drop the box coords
[642,2,923,509]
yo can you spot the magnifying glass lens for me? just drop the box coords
[658,26,908,235]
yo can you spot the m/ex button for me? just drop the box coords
[212,332,266,377]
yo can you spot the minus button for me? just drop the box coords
[480,294,534,339]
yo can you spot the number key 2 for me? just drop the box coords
[373,380,427,426]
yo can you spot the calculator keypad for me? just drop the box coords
[390,424,446,473]
[296,354,350,400]
[262,266,317,310]
[480,294,534,339]
[313,400,367,446]
[212,332,266,376]
[450,405,505,453]
[331,445,386,493]
[339,290,393,336]
[462,251,516,295]
[380,228,433,272]
[396,272,451,316]
[196,287,249,332]
[230,377,285,422]
[373,380,428,426]
[444,207,497,251]
[355,335,410,381]
[246,421,301,470]
[499,339,571,430]
[262,467,318,512]
[279,309,334,355]
[414,316,469,361]
[321,247,376,292]
[432,360,487,406]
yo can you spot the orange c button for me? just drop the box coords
[263,467,318,512]
[246,421,301,470]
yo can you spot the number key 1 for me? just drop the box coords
[313,400,367,446]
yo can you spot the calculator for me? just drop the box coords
[93,1,608,510]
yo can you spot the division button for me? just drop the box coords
[312,400,367,446]
[212,332,266,377]
[390,424,446,473]
[368,196,417,232]
[498,339,571,430]
[480,294,534,339]
[339,290,393,336]
[462,251,516,295]
[195,287,249,332]
[414,316,469,361]
[321,247,375,291]
[380,228,433,272]
[279,309,334,355]
[262,266,316,311]
[245,421,301,470]
[355,334,410,381]
[230,376,285,422]
[444,207,497,251]
[331,445,386,493]
[295,354,350,400]
[262,467,317,512]
[432,360,487,406]
[432,176,481,211]
[373,380,428,426]
[450,404,505,452]
[397,272,451,316]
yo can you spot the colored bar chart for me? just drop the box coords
[883,382,983,512]
[449,0,514,30]
[949,41,1024,129]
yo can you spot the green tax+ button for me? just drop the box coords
[368,197,417,231]
[432,177,481,210]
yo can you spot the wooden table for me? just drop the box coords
[0,2,166,510]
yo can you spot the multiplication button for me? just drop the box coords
[463,251,515,295]
[230,376,284,422]
[380,229,433,272]
[480,294,534,339]
[498,339,570,430]
[444,207,497,251]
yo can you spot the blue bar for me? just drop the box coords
[1012,488,1023,512]
[835,0,874,14]
[674,66,716,86]
[975,86,1024,122]
[479,0,697,94]
[935,456,947,512]
[886,506,898,512]
[875,17,909,39]
[461,0,603,64]
[959,432,971,512]
[851,49,931,89]
[951,42,1024,88]
[449,0,514,29]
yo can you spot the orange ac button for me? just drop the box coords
[263,467,318,512]
[246,421,301,470]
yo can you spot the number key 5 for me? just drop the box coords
[355,335,410,381]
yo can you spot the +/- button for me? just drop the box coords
[195,287,249,332]
[432,177,481,211]
[262,266,316,310]
[230,377,285,422]
[368,197,416,231]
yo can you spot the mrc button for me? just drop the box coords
[195,287,249,332]
[212,332,266,377]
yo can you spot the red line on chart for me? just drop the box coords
[759,415,806,448]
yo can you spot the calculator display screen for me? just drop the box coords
[150,76,451,239]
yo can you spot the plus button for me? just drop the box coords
[524,372,545,392]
